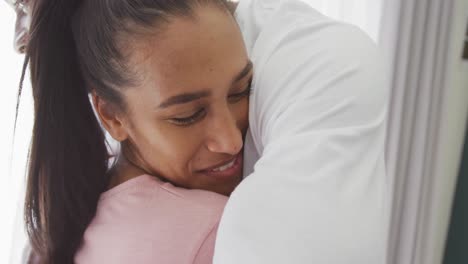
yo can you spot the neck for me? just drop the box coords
[107,147,150,189]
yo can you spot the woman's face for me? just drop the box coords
[118,6,251,196]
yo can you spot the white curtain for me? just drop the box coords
[380,0,467,263]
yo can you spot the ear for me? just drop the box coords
[91,92,129,142]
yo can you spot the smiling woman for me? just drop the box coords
[22,0,250,263]
[99,4,252,196]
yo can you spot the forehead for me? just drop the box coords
[129,6,248,95]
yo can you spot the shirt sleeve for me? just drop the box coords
[213,0,390,263]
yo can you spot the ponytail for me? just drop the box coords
[25,0,109,262]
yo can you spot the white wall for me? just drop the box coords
[0,2,33,263]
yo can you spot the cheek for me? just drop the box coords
[134,118,205,173]
[234,99,250,133]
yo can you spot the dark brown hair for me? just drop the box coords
[23,0,230,263]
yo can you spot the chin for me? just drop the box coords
[212,176,243,196]
[216,187,235,196]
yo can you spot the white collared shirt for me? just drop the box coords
[214,0,390,263]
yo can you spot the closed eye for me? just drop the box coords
[169,108,206,126]
[228,78,253,103]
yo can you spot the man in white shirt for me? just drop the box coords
[214,0,390,263]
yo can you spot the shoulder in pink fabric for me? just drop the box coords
[74,175,228,264]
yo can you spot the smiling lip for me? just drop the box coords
[197,152,243,179]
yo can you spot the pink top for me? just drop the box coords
[74,174,228,264]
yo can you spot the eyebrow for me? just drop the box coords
[231,60,253,85]
[158,91,211,109]
[158,60,253,109]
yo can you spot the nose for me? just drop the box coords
[205,109,243,155]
